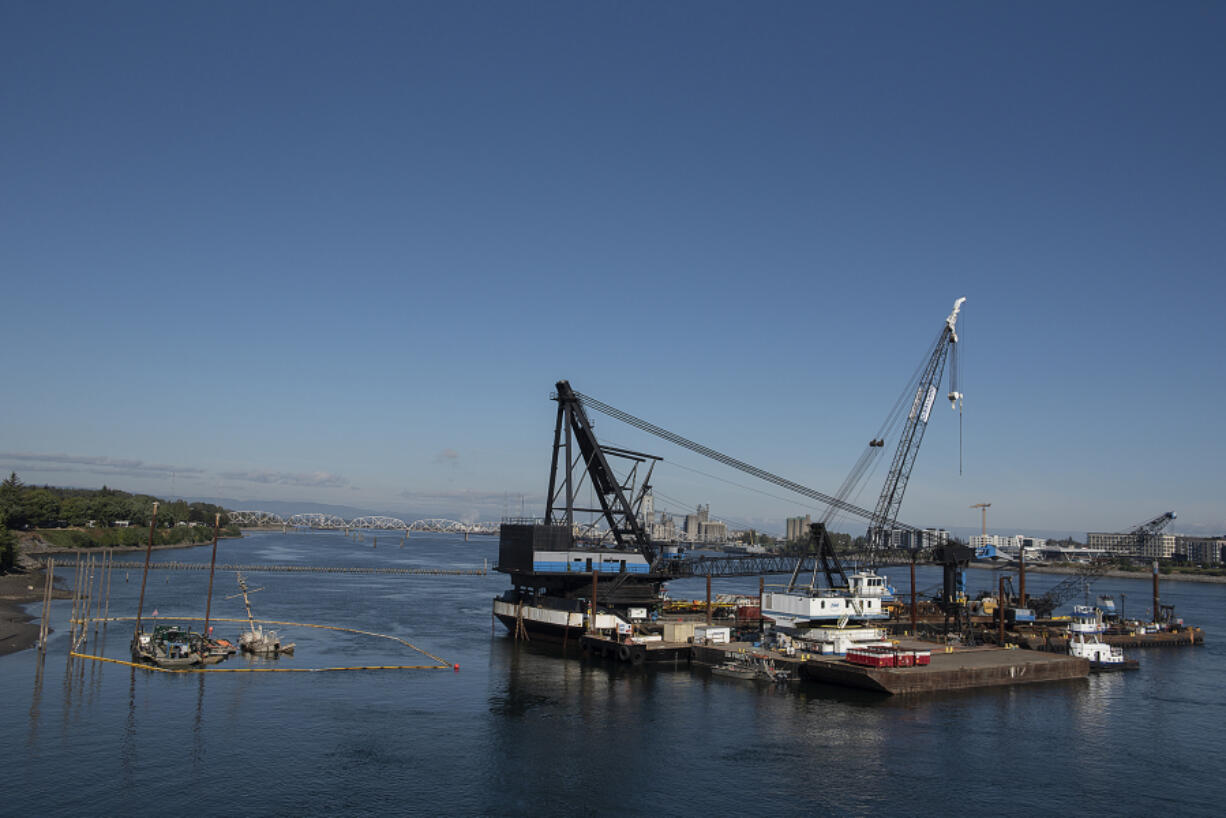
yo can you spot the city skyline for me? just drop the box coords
[3,4,1223,537]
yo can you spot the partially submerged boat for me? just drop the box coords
[231,573,295,656]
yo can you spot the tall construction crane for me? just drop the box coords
[865,297,966,552]
[1029,511,1177,617]
[971,502,991,537]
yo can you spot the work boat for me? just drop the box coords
[131,624,207,669]
[1068,605,1135,671]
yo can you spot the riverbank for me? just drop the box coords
[0,555,70,657]
[1,533,224,657]
[966,561,1226,584]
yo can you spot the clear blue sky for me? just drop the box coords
[3,2,1223,536]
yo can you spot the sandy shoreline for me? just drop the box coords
[0,558,71,657]
[0,534,224,657]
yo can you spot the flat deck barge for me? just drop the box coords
[1012,627,1203,652]
[799,643,1088,694]
[583,633,1089,695]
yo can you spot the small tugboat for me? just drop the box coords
[230,573,295,656]
[1068,605,1137,672]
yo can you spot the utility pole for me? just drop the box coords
[970,503,991,537]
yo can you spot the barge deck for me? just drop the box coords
[798,642,1087,694]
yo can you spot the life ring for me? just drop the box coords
[618,645,631,662]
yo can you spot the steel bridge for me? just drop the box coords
[228,511,499,535]
[666,548,917,578]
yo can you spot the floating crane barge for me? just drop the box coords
[496,300,1199,694]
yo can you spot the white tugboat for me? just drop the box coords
[1068,605,1136,672]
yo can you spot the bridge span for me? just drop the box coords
[228,511,499,535]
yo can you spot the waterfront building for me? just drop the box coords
[699,520,728,543]
[1140,533,1177,560]
[1087,531,1141,555]
[684,514,700,542]
[785,514,812,542]
[1088,531,1178,559]
[970,534,1047,558]
[1175,536,1225,565]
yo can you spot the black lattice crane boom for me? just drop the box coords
[545,380,659,565]
[1030,511,1177,617]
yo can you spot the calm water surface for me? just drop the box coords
[4,531,1224,816]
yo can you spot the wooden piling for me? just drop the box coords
[910,553,918,635]
[1018,544,1027,606]
[998,575,1007,645]
[39,557,54,652]
[134,502,159,637]
[1152,561,1160,623]
[706,574,712,626]
[204,514,220,638]
[103,549,113,623]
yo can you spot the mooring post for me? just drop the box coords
[40,557,54,652]
[204,514,220,639]
[910,553,918,636]
[91,552,102,637]
[69,555,82,647]
[134,502,158,638]
[758,576,765,630]
[1019,544,1027,607]
[706,574,712,626]
[590,569,599,635]
[998,575,1007,645]
[103,549,113,623]
[1152,560,1160,624]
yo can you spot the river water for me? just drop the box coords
[3,531,1223,816]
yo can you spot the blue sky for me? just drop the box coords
[2,2,1223,536]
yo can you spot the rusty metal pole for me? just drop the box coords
[203,514,220,639]
[590,569,599,635]
[910,553,918,635]
[1018,544,1027,607]
[1152,560,1160,624]
[134,502,158,638]
[998,575,1007,645]
[758,576,765,630]
[706,574,712,626]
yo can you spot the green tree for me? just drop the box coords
[61,497,91,526]
[0,522,16,573]
[0,472,27,529]
[22,488,61,528]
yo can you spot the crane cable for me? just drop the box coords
[573,391,921,534]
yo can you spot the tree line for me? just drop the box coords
[0,473,237,571]
[0,472,232,530]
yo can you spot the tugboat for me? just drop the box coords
[1068,605,1137,672]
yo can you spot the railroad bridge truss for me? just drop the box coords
[228,511,499,535]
